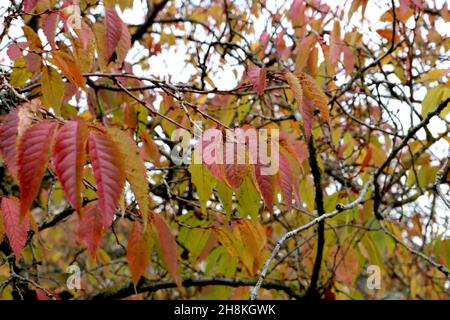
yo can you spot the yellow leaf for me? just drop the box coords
[22,25,42,50]
[41,66,64,115]
[421,85,450,117]
[107,127,149,225]
[10,57,31,87]
[418,69,448,83]
[285,71,303,109]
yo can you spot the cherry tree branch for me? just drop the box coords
[250,179,373,300]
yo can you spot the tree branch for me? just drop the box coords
[250,179,373,300]
[92,276,302,300]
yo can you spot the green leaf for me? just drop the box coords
[188,162,216,214]
[235,176,260,220]
[216,180,233,219]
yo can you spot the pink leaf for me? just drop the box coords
[0,110,20,179]
[42,12,59,48]
[1,197,29,261]
[247,66,267,96]
[105,7,123,61]
[23,0,37,13]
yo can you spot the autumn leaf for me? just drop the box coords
[285,71,304,113]
[0,208,4,243]
[78,201,104,258]
[41,65,64,115]
[53,119,88,215]
[116,21,131,64]
[23,0,37,13]
[247,66,267,95]
[88,128,126,228]
[0,110,20,179]
[127,222,151,285]
[18,120,57,219]
[140,129,161,166]
[277,148,296,210]
[1,196,29,261]
[254,163,275,212]
[279,131,308,168]
[51,50,85,89]
[107,127,149,221]
[298,72,330,124]
[105,7,123,62]
[42,12,59,49]
[188,162,216,214]
[152,213,182,287]
[236,176,260,220]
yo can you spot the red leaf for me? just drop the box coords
[7,44,23,60]
[105,7,123,61]
[88,129,125,228]
[116,21,131,63]
[1,197,29,261]
[343,45,355,74]
[18,120,57,219]
[247,66,266,95]
[274,31,291,59]
[23,0,37,13]
[300,99,314,143]
[78,201,104,258]
[152,213,182,287]
[127,222,150,285]
[198,129,225,182]
[42,12,59,49]
[254,163,275,211]
[53,120,88,215]
[279,132,308,168]
[277,149,295,209]
[0,110,20,179]
[329,34,341,65]
[35,288,61,300]
[291,0,305,21]
[258,32,270,53]
[222,137,250,189]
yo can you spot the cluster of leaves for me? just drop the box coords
[0,0,449,300]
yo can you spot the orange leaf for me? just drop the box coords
[279,131,308,168]
[51,51,85,89]
[53,119,88,215]
[152,213,182,287]
[18,120,57,219]
[127,222,151,285]
[285,71,304,113]
[298,72,330,124]
[1,196,29,261]
[88,129,125,228]
[78,201,104,258]
[140,129,161,166]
